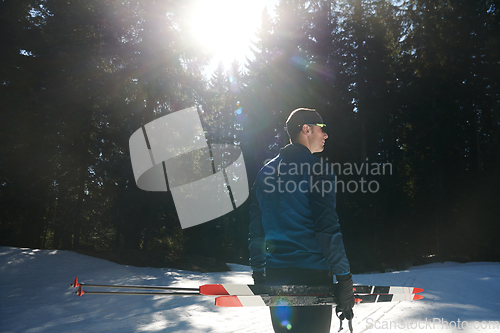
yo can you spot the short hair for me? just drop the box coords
[285,108,323,143]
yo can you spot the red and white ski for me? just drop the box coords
[215,293,424,307]
[199,283,423,296]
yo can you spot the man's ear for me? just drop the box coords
[301,124,310,134]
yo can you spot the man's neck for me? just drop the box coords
[294,136,312,153]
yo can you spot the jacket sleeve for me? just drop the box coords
[248,183,266,271]
[310,172,350,275]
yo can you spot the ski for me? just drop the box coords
[199,283,423,296]
[215,293,424,307]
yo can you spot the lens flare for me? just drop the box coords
[281,320,293,330]
[273,306,296,331]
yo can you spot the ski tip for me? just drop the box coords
[200,284,229,296]
[355,298,362,303]
[413,294,424,301]
[413,287,424,294]
[77,285,85,297]
[215,296,243,307]
[71,277,80,288]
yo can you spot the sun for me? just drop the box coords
[190,0,269,68]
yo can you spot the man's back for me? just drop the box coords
[250,143,334,271]
[249,143,350,275]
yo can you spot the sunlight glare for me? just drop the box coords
[190,0,268,68]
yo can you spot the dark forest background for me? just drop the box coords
[1,0,499,273]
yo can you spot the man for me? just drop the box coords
[248,108,354,332]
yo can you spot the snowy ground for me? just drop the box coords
[1,246,499,333]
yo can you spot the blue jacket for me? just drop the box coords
[248,143,350,276]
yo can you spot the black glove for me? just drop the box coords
[336,273,354,320]
[252,270,265,285]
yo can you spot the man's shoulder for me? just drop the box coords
[254,154,280,178]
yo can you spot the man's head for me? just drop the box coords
[286,108,328,153]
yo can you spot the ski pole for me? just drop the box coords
[74,286,201,297]
[70,277,199,292]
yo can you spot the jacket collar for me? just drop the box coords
[280,143,312,156]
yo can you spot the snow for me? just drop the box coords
[1,246,499,332]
